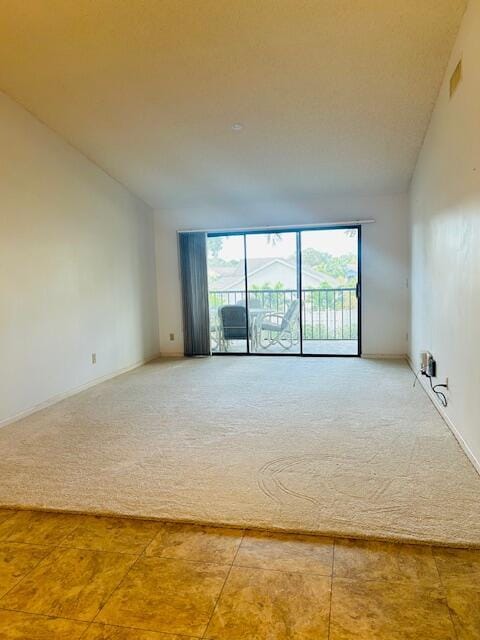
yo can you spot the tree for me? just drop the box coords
[301,248,324,267]
[208,236,224,259]
[266,233,282,246]
[289,248,357,284]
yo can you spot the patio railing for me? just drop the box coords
[209,288,358,341]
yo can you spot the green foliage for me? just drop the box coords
[250,281,285,291]
[300,248,357,285]
[248,282,291,313]
[208,291,227,308]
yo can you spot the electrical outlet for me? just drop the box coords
[91,353,96,365]
[420,351,429,373]
[420,351,436,377]
[169,333,175,341]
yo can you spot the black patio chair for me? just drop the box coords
[218,305,249,351]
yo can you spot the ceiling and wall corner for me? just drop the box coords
[0,0,467,210]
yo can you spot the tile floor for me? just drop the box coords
[0,509,478,639]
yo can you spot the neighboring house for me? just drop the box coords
[209,257,340,291]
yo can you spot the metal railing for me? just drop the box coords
[209,288,358,341]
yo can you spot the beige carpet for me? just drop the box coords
[1,357,480,547]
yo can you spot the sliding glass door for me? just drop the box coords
[207,234,248,353]
[300,228,360,356]
[245,232,300,354]
[206,226,360,356]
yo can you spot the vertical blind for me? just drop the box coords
[178,232,211,356]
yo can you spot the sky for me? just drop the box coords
[211,229,357,261]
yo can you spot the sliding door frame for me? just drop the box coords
[208,224,361,357]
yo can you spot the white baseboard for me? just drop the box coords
[362,353,407,359]
[0,353,161,430]
[406,356,480,476]
[158,352,185,358]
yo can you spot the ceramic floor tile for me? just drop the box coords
[0,547,135,622]
[0,511,82,546]
[334,538,440,584]
[83,623,194,639]
[0,542,52,598]
[234,530,333,574]
[444,581,480,640]
[0,511,16,525]
[330,578,456,639]
[433,547,480,585]
[96,556,229,636]
[205,566,331,640]
[0,609,87,638]
[59,516,159,555]
[433,547,480,640]
[145,523,243,564]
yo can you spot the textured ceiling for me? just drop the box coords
[0,1,467,209]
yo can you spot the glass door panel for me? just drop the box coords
[300,228,359,355]
[245,232,301,354]
[207,234,248,353]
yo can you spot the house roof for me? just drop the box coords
[210,257,339,291]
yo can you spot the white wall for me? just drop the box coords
[0,92,159,425]
[155,194,409,356]
[410,0,480,467]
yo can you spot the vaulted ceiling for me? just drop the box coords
[0,1,466,208]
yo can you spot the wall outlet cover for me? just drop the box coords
[420,351,429,372]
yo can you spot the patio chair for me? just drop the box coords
[218,305,249,351]
[260,299,300,350]
[235,297,263,309]
[209,307,219,351]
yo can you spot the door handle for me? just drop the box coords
[356,283,360,299]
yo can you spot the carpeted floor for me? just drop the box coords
[1,357,480,547]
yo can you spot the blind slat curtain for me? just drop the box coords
[178,232,211,356]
